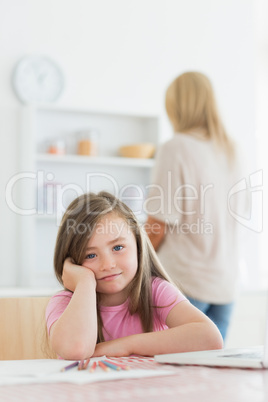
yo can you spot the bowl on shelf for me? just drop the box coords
[119,143,155,159]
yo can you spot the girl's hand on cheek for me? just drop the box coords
[62,257,96,292]
[93,338,132,358]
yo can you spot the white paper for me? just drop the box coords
[0,359,174,386]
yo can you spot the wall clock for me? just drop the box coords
[12,55,64,104]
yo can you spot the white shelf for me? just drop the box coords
[31,104,159,119]
[36,153,155,168]
[18,106,160,287]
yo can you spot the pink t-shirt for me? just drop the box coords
[46,277,187,341]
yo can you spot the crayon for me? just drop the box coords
[60,361,79,372]
[103,360,121,370]
[98,360,110,372]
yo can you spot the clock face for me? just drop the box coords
[12,56,64,104]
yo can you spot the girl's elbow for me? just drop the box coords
[207,326,224,350]
[62,345,95,361]
[51,338,96,360]
[73,342,96,360]
[209,336,224,351]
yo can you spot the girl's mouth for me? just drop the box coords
[100,273,122,281]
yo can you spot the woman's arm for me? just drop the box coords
[92,301,223,357]
[49,258,98,360]
[145,216,166,251]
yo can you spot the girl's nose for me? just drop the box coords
[100,254,116,271]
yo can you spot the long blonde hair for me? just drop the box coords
[54,191,173,341]
[165,71,235,159]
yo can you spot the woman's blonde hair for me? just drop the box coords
[54,191,172,342]
[165,71,235,159]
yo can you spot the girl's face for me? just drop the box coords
[82,213,138,306]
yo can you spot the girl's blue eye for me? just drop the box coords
[113,245,123,251]
[86,253,96,259]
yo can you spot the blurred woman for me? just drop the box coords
[145,71,245,340]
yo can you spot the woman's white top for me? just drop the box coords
[146,133,246,303]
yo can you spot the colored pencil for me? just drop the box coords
[98,360,110,372]
[89,361,97,372]
[78,360,84,370]
[103,360,121,371]
[83,358,91,370]
[60,361,79,372]
[105,360,130,370]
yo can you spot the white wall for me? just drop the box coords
[0,0,257,286]
[256,0,268,285]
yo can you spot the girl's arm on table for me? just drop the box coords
[93,301,223,357]
[49,258,98,360]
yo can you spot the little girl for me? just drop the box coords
[46,191,223,360]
